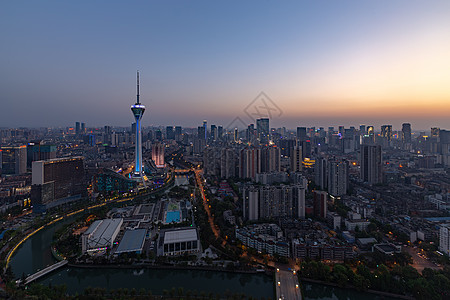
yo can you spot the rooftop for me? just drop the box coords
[115,229,146,254]
[84,218,123,249]
[164,228,198,244]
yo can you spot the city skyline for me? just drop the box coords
[1,1,450,130]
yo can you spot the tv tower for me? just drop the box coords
[131,71,146,186]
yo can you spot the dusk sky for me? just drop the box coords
[1,1,450,131]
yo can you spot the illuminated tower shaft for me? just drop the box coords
[131,71,146,185]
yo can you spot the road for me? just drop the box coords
[193,169,225,246]
[275,265,302,300]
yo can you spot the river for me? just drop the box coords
[9,216,273,298]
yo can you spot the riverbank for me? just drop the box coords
[300,277,414,300]
[67,262,272,276]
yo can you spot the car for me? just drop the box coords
[278,281,281,286]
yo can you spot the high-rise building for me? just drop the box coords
[431,127,440,137]
[31,157,85,213]
[175,126,182,141]
[0,146,27,175]
[130,71,146,184]
[203,120,207,142]
[152,142,165,168]
[440,224,450,256]
[234,128,239,142]
[197,126,206,140]
[155,129,162,141]
[81,123,86,134]
[365,126,375,144]
[328,160,348,197]
[359,125,366,135]
[313,190,328,218]
[166,126,175,140]
[260,146,281,173]
[26,143,57,168]
[217,126,223,140]
[243,183,306,221]
[402,123,412,143]
[314,157,328,190]
[297,127,307,143]
[360,144,382,184]
[220,148,237,179]
[290,146,302,172]
[239,148,261,179]
[256,118,270,144]
[75,122,81,135]
[381,125,393,142]
[210,125,217,141]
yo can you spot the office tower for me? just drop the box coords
[360,144,382,184]
[31,157,85,213]
[256,118,270,144]
[402,123,412,143]
[290,146,302,172]
[197,126,206,140]
[366,126,375,144]
[75,122,81,135]
[175,126,182,141]
[246,124,255,142]
[313,190,328,218]
[234,128,239,142]
[210,125,217,141]
[297,127,307,142]
[130,71,146,184]
[0,146,27,175]
[152,142,165,168]
[131,123,137,134]
[328,159,348,197]
[203,120,207,142]
[217,126,223,140]
[381,125,393,142]
[440,224,450,256]
[81,123,86,134]
[166,126,175,140]
[103,126,112,144]
[279,139,296,157]
[359,125,366,135]
[338,126,345,135]
[431,127,440,138]
[314,157,328,190]
[27,143,57,168]
[155,129,162,141]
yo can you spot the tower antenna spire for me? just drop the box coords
[137,70,140,104]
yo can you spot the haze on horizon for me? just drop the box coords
[1,1,449,131]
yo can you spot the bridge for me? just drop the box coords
[275,266,302,300]
[17,260,68,285]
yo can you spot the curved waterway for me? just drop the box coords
[9,216,273,298]
[9,212,401,299]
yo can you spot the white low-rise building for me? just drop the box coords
[82,218,123,253]
[162,228,200,256]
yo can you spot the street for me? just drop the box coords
[275,265,302,300]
